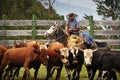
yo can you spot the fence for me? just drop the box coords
[0,15,120,49]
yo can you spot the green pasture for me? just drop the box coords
[6,64,120,80]
[12,65,91,80]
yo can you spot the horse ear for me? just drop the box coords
[54,21,60,26]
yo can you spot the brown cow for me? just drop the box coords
[13,40,28,48]
[0,43,48,80]
[45,42,65,80]
[0,45,8,65]
[3,40,28,79]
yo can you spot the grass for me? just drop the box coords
[9,65,120,80]
[11,65,91,80]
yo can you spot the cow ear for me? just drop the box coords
[33,42,39,49]
[55,49,60,54]
[13,40,18,48]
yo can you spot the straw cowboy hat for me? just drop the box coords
[66,12,78,19]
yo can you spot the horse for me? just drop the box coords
[44,22,68,46]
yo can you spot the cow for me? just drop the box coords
[58,46,84,80]
[0,43,48,80]
[3,40,28,80]
[100,50,120,80]
[0,45,8,65]
[83,48,117,80]
[44,42,65,80]
[13,40,28,48]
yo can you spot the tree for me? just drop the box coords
[83,14,90,20]
[0,0,61,20]
[93,0,120,20]
[93,0,120,48]
[39,0,56,16]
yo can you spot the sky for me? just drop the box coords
[56,0,96,10]
[53,0,102,20]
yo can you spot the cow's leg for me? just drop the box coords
[55,65,63,80]
[50,67,55,77]
[33,64,40,80]
[65,67,71,80]
[90,69,97,80]
[0,58,8,80]
[86,66,97,80]
[72,69,77,80]
[96,70,102,80]
[72,65,82,80]
[22,71,26,80]
[3,66,11,80]
[12,67,21,80]
[100,70,117,80]
[110,70,117,80]
[23,61,30,80]
[45,64,53,80]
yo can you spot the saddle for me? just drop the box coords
[67,35,84,47]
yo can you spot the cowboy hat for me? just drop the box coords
[66,12,78,19]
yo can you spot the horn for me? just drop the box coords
[92,48,98,52]
[23,39,27,43]
[79,48,84,52]
[14,40,18,46]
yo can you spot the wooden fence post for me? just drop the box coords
[89,16,94,38]
[32,15,37,40]
[2,15,6,40]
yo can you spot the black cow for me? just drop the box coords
[86,48,117,80]
[59,47,84,80]
[100,50,120,80]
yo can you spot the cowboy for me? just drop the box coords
[79,32,95,48]
[65,12,80,36]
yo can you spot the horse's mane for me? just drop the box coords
[54,27,68,46]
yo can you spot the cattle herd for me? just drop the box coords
[0,23,120,80]
[0,39,120,80]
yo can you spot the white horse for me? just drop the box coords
[44,22,68,46]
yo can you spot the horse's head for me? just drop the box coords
[44,22,60,37]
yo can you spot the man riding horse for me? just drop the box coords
[65,12,97,49]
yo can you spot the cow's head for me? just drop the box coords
[39,44,49,66]
[68,46,79,64]
[80,48,98,66]
[57,47,79,66]
[13,40,27,48]
[59,47,70,66]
